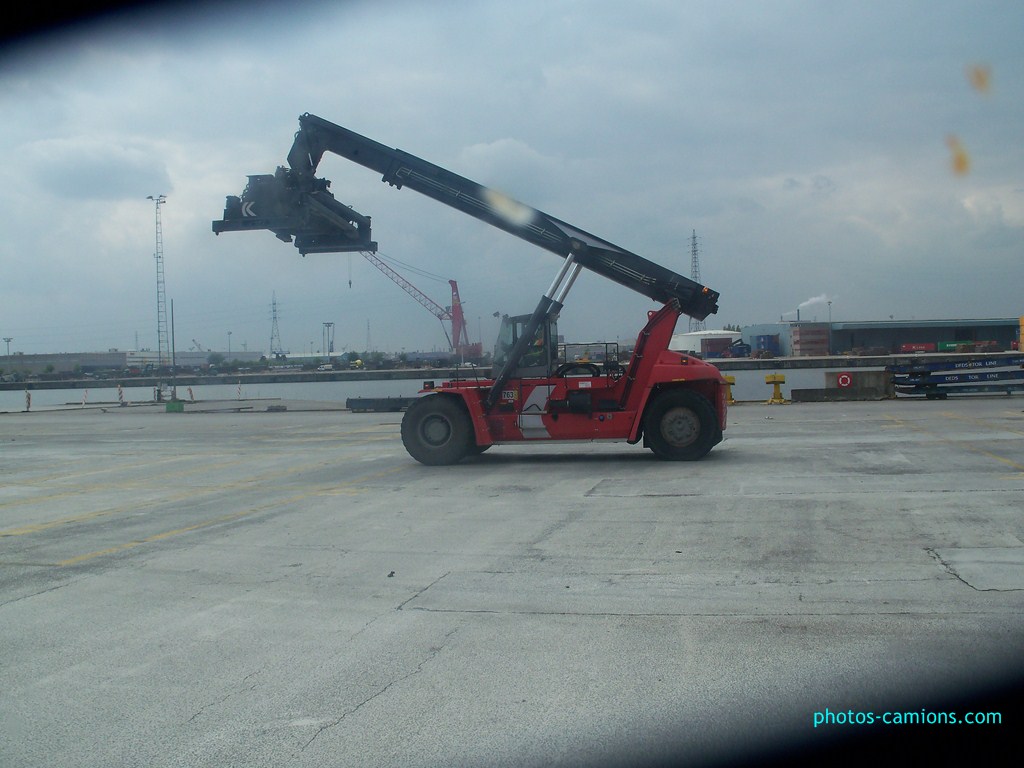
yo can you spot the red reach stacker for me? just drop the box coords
[214,114,727,464]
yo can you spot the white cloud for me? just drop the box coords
[1,0,1023,353]
[23,137,171,200]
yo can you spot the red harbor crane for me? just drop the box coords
[358,251,482,360]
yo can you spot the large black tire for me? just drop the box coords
[643,389,719,461]
[401,395,474,465]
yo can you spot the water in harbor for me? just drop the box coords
[0,367,882,413]
[0,379,421,413]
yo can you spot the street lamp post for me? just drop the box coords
[227,331,232,358]
[3,337,11,356]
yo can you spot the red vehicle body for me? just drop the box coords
[214,113,727,464]
[402,303,726,463]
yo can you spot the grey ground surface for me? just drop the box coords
[2,397,1022,766]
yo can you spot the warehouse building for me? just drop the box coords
[740,317,1021,358]
[827,318,1020,355]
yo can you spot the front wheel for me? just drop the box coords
[643,389,719,461]
[401,395,474,465]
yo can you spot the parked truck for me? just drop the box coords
[214,113,726,464]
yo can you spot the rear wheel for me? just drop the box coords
[643,389,719,461]
[401,395,474,465]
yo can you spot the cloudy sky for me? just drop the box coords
[1,0,1021,357]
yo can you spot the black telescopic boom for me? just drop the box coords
[287,114,719,320]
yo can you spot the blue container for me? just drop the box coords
[754,334,781,354]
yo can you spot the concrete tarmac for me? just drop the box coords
[1,398,1022,767]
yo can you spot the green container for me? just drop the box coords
[165,400,185,413]
[937,341,959,352]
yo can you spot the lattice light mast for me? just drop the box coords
[269,292,284,357]
[688,229,706,332]
[147,194,170,365]
[322,322,335,357]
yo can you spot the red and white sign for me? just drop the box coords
[837,372,853,388]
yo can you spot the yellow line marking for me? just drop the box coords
[0,447,393,538]
[0,458,249,511]
[0,452,228,489]
[0,476,269,537]
[938,410,1024,437]
[884,414,1024,474]
[57,509,260,566]
[55,465,407,567]
[1,508,130,538]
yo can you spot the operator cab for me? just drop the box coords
[492,314,558,379]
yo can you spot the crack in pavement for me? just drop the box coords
[185,669,263,724]
[0,581,72,607]
[300,628,459,752]
[927,547,976,590]
[926,547,1022,592]
[396,571,451,611]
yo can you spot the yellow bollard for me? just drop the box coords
[724,375,736,405]
[765,373,788,404]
